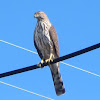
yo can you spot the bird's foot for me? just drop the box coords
[45,54,54,64]
[38,59,45,68]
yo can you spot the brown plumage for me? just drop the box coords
[34,11,65,96]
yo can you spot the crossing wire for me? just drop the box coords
[0,81,54,100]
[0,40,55,100]
[0,40,100,78]
[0,40,100,100]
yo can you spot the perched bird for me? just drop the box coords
[34,11,65,96]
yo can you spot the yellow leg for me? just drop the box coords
[38,59,44,68]
[40,59,44,64]
[45,53,54,63]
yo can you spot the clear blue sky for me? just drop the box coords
[0,0,100,100]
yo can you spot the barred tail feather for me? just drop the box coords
[49,63,65,96]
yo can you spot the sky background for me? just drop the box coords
[0,0,100,100]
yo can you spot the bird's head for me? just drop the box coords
[34,11,48,21]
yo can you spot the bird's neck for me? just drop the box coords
[37,20,51,29]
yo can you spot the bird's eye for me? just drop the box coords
[40,16,44,19]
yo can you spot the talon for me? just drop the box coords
[37,63,42,68]
[45,54,54,64]
[45,59,50,63]
[40,59,44,64]
[45,58,53,63]
[38,59,44,68]
[50,58,53,62]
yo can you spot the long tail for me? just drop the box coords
[49,63,65,96]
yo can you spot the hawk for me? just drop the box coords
[34,11,65,96]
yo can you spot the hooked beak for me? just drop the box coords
[34,13,38,18]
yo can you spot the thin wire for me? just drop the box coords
[0,40,100,78]
[0,40,38,54]
[0,81,54,100]
[60,62,100,77]
[0,40,54,100]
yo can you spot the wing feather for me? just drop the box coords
[34,38,43,59]
[49,25,59,58]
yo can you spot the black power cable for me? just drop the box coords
[0,43,100,78]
